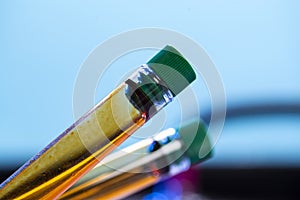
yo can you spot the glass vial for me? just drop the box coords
[0,45,196,199]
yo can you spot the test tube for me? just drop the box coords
[59,120,211,200]
[0,45,196,199]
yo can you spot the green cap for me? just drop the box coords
[178,120,213,165]
[147,45,196,96]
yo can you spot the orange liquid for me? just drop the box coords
[59,168,158,200]
[0,84,146,200]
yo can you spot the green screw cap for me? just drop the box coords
[147,45,196,96]
[178,120,212,165]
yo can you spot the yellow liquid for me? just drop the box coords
[0,84,146,200]
[59,168,158,200]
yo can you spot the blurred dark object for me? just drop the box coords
[1,166,300,199]
[200,167,300,199]
[202,101,300,125]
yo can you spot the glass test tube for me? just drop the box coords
[0,45,196,199]
[59,120,212,200]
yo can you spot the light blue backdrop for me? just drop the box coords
[1,1,299,169]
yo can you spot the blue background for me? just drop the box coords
[1,1,300,170]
